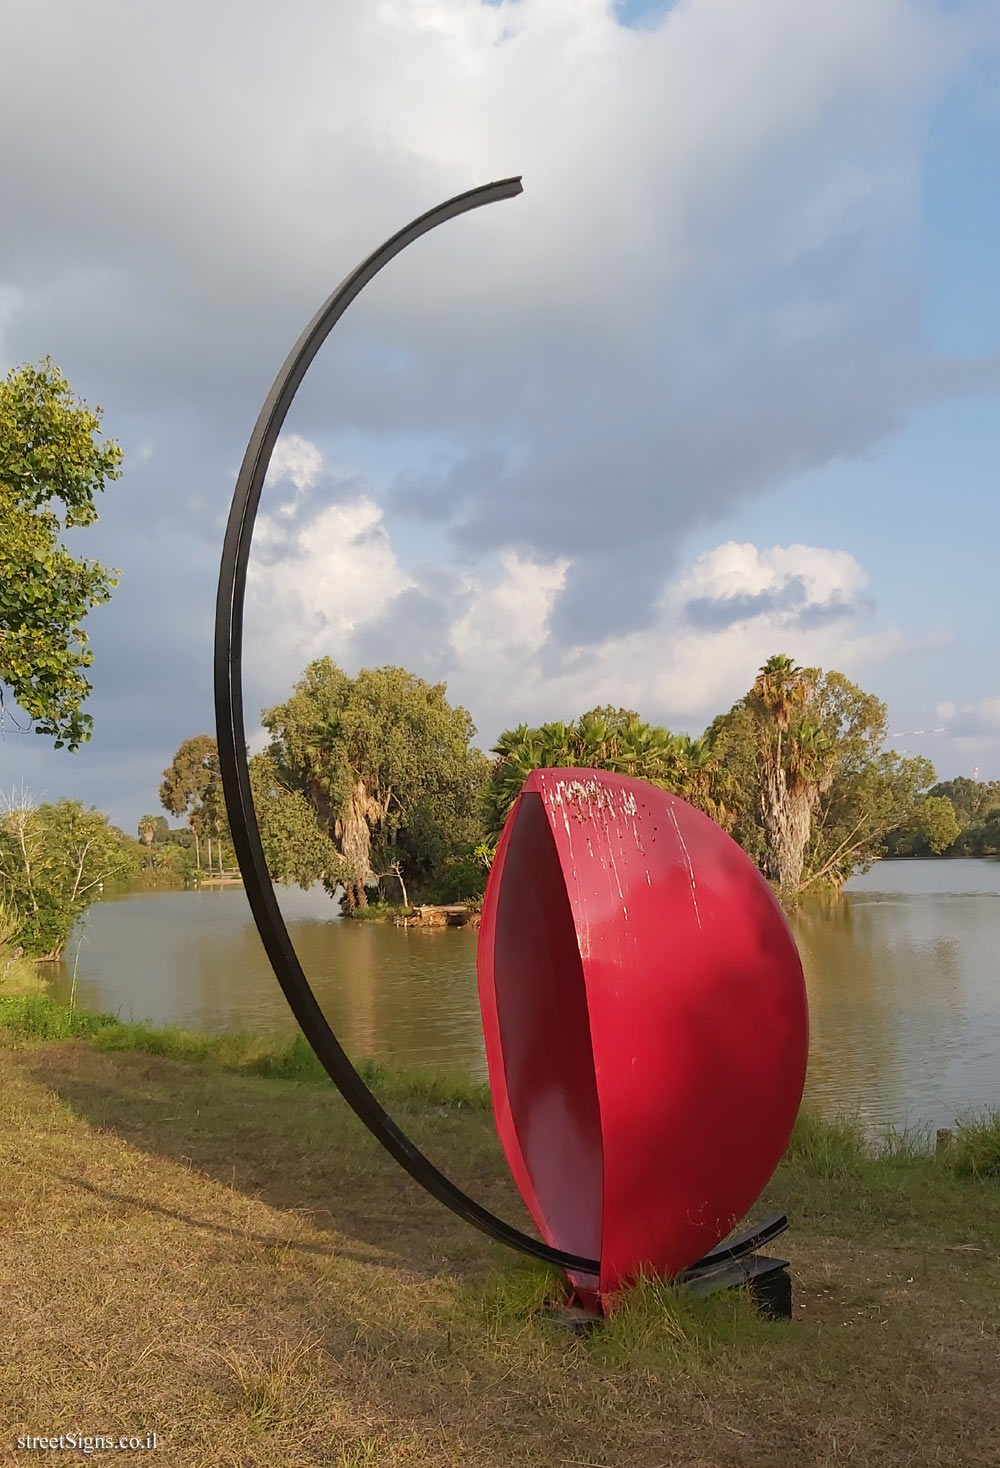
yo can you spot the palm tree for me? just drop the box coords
[751,653,807,731]
[672,735,737,830]
[615,721,685,784]
[485,724,567,838]
[748,657,837,891]
[484,713,722,839]
[137,813,158,867]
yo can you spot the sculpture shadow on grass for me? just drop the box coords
[23,1041,526,1281]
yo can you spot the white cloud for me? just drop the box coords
[449,550,569,669]
[973,698,1000,733]
[668,541,868,613]
[267,433,325,500]
[245,445,414,696]
[1,3,987,564]
[250,501,905,738]
[2,0,998,821]
[449,539,900,735]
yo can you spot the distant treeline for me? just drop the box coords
[883,778,1000,859]
[3,652,969,961]
[154,652,940,916]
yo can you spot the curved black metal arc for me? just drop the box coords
[681,1213,789,1279]
[214,177,601,1276]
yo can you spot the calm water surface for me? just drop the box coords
[49,861,1000,1130]
[796,859,1000,1129]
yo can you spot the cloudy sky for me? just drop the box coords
[2,0,999,833]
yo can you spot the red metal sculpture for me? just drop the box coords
[217,177,807,1306]
[477,768,808,1312]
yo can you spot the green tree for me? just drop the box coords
[148,843,196,882]
[802,673,934,888]
[0,792,137,958]
[703,700,767,869]
[914,795,962,855]
[972,811,1000,857]
[199,776,231,875]
[804,751,935,890]
[928,777,1000,827]
[746,656,837,892]
[137,812,159,857]
[935,789,1000,857]
[670,732,738,830]
[159,735,229,872]
[709,659,935,894]
[0,360,123,749]
[248,752,345,890]
[483,707,733,840]
[262,659,490,911]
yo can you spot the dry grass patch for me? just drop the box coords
[0,1034,998,1466]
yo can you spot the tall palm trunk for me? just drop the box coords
[750,657,822,894]
[759,762,813,890]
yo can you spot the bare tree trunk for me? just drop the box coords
[303,775,382,915]
[69,839,94,903]
[391,860,409,909]
[17,819,38,912]
[206,836,212,872]
[3,789,41,913]
[192,826,200,871]
[339,780,377,908]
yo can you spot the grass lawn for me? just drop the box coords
[0,1001,998,1466]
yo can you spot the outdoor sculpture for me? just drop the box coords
[215,178,809,1315]
[479,768,807,1312]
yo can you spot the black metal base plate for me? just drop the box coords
[682,1252,792,1320]
[547,1253,793,1330]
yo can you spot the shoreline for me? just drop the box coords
[1,989,997,1170]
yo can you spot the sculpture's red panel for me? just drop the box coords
[477,768,808,1304]
[480,790,603,1264]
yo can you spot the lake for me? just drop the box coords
[48,859,1000,1132]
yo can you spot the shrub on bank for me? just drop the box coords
[0,993,492,1110]
[0,994,997,1153]
[952,1110,1000,1179]
[785,1109,869,1176]
[0,961,47,996]
[0,992,116,1039]
[346,902,411,923]
[0,800,138,959]
[0,921,48,995]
